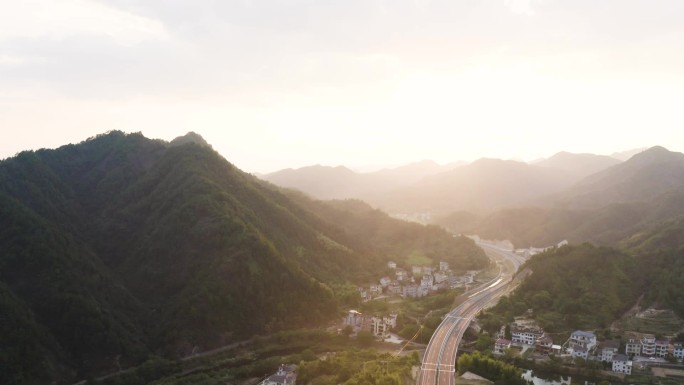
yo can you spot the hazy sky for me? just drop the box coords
[1,0,684,173]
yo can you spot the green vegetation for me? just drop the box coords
[406,252,433,267]
[0,131,487,383]
[480,244,643,333]
[457,351,527,385]
[298,350,420,385]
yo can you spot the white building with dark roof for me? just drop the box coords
[570,330,597,351]
[262,364,297,385]
[655,340,671,358]
[599,340,620,362]
[612,354,632,375]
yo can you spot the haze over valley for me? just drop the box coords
[3,1,684,385]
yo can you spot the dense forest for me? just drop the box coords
[480,226,684,335]
[0,131,487,384]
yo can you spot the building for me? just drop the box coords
[572,345,589,360]
[395,269,408,281]
[641,334,656,357]
[403,284,418,298]
[612,354,632,375]
[434,272,448,284]
[370,284,383,297]
[412,266,423,275]
[535,335,553,355]
[422,266,433,275]
[655,340,671,358]
[439,261,449,271]
[379,277,392,287]
[599,340,620,362]
[570,330,597,351]
[420,274,434,289]
[625,338,641,357]
[494,338,511,355]
[511,324,544,345]
[387,281,402,295]
[371,314,397,339]
[387,261,397,269]
[345,310,364,330]
[262,364,297,385]
[673,343,684,360]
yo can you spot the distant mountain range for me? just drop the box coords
[0,132,487,383]
[262,149,642,215]
[262,146,684,250]
[438,146,684,247]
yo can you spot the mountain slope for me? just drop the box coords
[445,146,684,248]
[377,158,574,214]
[534,151,621,179]
[261,160,463,202]
[0,131,487,383]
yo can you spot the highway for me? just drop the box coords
[417,241,524,385]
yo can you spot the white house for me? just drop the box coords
[655,339,671,358]
[570,330,597,350]
[572,345,589,360]
[511,324,544,346]
[345,310,364,330]
[625,338,641,357]
[387,261,397,269]
[412,266,423,275]
[599,340,620,362]
[371,314,397,339]
[420,274,434,289]
[612,354,632,375]
[641,334,656,356]
[439,261,449,271]
[379,277,392,287]
[494,338,511,355]
[395,269,408,281]
[262,364,297,385]
[673,343,684,360]
[433,272,448,284]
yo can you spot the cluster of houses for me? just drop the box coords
[493,320,684,376]
[260,364,296,385]
[356,260,477,301]
[343,309,398,339]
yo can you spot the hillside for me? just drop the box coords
[534,151,621,179]
[480,220,684,335]
[374,158,577,215]
[438,146,684,248]
[261,160,462,202]
[0,132,487,384]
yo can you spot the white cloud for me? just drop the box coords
[0,0,167,45]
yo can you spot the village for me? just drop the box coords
[493,317,684,377]
[343,260,481,340]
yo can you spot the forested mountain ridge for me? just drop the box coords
[0,131,487,384]
[438,146,684,248]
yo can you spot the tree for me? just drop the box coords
[357,331,374,347]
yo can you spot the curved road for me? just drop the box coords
[417,241,524,385]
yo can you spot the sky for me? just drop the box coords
[1,0,684,173]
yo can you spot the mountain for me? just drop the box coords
[262,165,363,200]
[445,146,684,248]
[0,132,487,384]
[534,151,621,179]
[546,146,684,209]
[261,160,464,202]
[611,147,647,161]
[376,158,574,215]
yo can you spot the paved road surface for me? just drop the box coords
[417,242,523,385]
